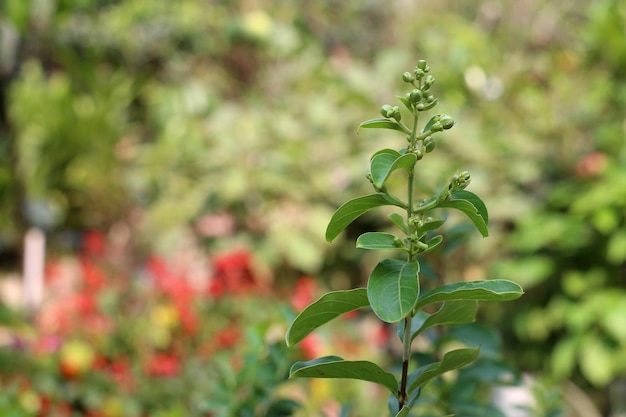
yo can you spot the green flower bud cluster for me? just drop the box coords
[402,61,438,113]
[428,114,456,133]
[380,104,402,121]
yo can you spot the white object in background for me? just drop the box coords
[23,227,45,311]
[491,376,535,417]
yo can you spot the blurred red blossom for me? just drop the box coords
[145,353,181,378]
[82,230,107,257]
[290,276,319,312]
[208,250,264,297]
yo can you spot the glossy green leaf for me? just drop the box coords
[420,219,445,233]
[326,194,405,242]
[370,150,400,187]
[285,288,369,347]
[414,280,523,311]
[438,190,489,237]
[357,232,403,250]
[370,151,417,189]
[408,348,480,392]
[399,301,478,342]
[358,118,410,134]
[289,356,398,394]
[388,213,408,234]
[368,259,420,323]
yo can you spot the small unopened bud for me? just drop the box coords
[380,104,394,118]
[424,136,435,153]
[409,89,423,104]
[423,75,435,90]
[414,68,425,79]
[417,60,428,70]
[391,106,401,121]
[402,72,414,83]
[440,115,455,130]
[451,171,471,191]
[430,121,443,132]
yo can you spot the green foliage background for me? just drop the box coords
[1,0,626,410]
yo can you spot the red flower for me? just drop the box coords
[215,325,240,350]
[146,256,195,305]
[82,231,107,257]
[80,258,107,290]
[177,304,199,335]
[208,250,261,297]
[146,353,181,378]
[290,276,319,312]
[299,334,323,360]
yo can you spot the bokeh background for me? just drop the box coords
[1,0,626,416]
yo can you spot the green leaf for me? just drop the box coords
[438,190,489,237]
[326,194,405,242]
[408,348,480,392]
[289,356,398,394]
[370,150,400,187]
[397,95,413,113]
[420,219,445,233]
[371,148,401,158]
[285,289,369,347]
[357,232,403,250]
[368,259,420,323]
[394,407,411,417]
[414,280,523,311]
[421,235,443,253]
[388,213,408,234]
[358,118,410,134]
[370,151,417,189]
[400,301,478,343]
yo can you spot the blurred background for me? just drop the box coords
[1,0,625,416]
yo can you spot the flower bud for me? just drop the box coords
[380,104,394,118]
[421,98,438,111]
[391,106,401,121]
[430,121,443,132]
[423,75,435,89]
[402,72,414,83]
[424,136,435,153]
[409,89,423,104]
[452,171,471,191]
[414,68,425,79]
[417,60,428,70]
[440,115,455,130]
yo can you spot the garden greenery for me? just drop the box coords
[286,61,523,416]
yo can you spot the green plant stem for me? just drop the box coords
[399,154,418,410]
[399,315,412,409]
[409,111,420,150]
